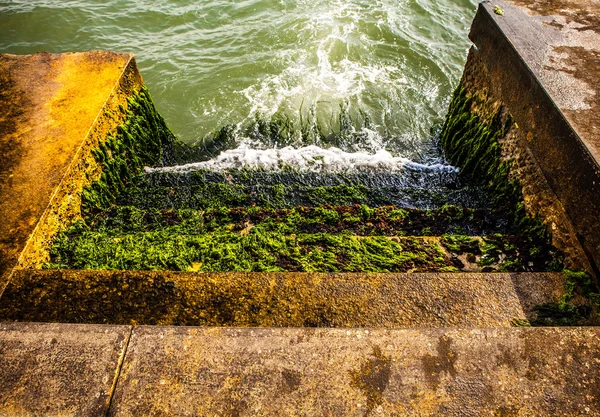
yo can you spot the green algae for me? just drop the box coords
[440,86,562,269]
[45,227,450,273]
[440,88,517,207]
[82,86,178,214]
[440,234,479,254]
[46,204,561,273]
[532,270,600,326]
[75,205,511,237]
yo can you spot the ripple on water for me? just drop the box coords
[0,0,478,167]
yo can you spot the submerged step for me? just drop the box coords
[141,167,463,189]
[114,165,494,212]
[117,182,492,210]
[0,270,566,327]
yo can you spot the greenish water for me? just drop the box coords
[0,0,477,163]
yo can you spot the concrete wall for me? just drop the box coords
[444,0,600,275]
[0,51,143,290]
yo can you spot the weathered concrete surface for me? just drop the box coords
[0,51,142,290]
[108,327,600,416]
[0,322,131,416]
[0,270,567,327]
[468,1,600,273]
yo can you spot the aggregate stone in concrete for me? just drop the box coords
[0,322,131,416]
[0,270,567,327]
[109,327,600,416]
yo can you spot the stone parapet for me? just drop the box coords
[463,0,600,273]
[0,51,141,288]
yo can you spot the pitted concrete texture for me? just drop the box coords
[0,51,139,289]
[108,327,600,416]
[0,270,567,327]
[490,0,600,161]
[0,322,131,416]
[469,1,600,272]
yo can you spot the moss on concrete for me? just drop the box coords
[82,86,177,214]
[440,87,563,265]
[45,204,562,273]
[532,270,600,325]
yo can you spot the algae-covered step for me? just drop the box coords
[102,168,495,212]
[79,205,511,236]
[45,205,561,273]
[116,181,491,211]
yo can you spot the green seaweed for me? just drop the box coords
[46,204,562,273]
[440,86,561,269]
[76,205,513,238]
[532,270,600,325]
[45,226,453,273]
[440,234,480,254]
[82,86,178,214]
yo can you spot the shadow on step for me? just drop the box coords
[0,269,566,328]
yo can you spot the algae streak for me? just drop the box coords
[441,87,552,254]
[82,86,177,214]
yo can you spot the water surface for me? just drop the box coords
[0,0,477,166]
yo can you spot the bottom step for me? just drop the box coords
[1,323,599,416]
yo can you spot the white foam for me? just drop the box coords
[148,145,458,174]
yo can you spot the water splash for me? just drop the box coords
[148,144,458,173]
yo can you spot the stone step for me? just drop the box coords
[0,322,130,417]
[117,183,492,210]
[83,205,512,237]
[0,270,567,327]
[141,167,464,189]
[2,323,599,416]
[109,327,600,416]
[46,220,560,272]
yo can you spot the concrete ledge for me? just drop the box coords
[469,1,600,272]
[0,270,567,327]
[107,327,600,416]
[3,324,598,416]
[0,51,143,288]
[0,322,131,416]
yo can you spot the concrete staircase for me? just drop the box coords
[2,0,600,414]
[0,145,588,414]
